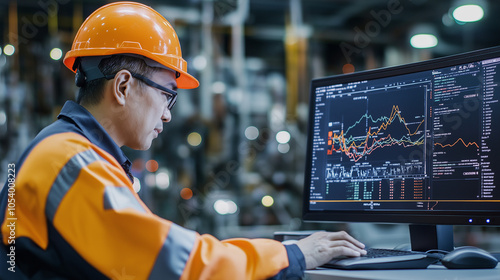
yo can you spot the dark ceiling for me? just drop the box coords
[1,0,499,75]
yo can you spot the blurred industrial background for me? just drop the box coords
[1,0,500,250]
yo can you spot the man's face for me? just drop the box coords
[121,69,177,150]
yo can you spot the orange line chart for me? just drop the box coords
[327,105,425,162]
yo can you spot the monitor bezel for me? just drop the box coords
[302,45,500,226]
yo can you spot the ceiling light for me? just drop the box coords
[180,188,193,200]
[155,169,170,190]
[146,159,159,172]
[50,48,63,60]
[212,81,226,94]
[214,199,238,215]
[261,195,274,207]
[276,130,291,144]
[453,4,484,23]
[410,34,438,49]
[192,55,207,71]
[133,177,141,193]
[187,132,202,147]
[245,126,259,140]
[3,45,15,56]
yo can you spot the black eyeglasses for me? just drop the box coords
[105,72,178,110]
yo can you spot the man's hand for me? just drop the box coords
[295,231,367,269]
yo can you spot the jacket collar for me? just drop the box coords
[57,101,133,182]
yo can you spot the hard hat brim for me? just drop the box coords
[64,51,199,90]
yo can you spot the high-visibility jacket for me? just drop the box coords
[0,101,304,279]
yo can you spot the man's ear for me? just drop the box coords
[112,69,133,106]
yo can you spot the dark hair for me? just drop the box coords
[76,55,160,106]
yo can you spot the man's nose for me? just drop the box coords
[162,108,172,123]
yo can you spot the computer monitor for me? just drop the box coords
[303,46,500,252]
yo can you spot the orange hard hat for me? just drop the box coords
[63,1,199,89]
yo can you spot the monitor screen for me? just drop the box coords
[303,46,500,233]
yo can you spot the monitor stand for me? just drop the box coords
[409,224,454,252]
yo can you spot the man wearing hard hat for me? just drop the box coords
[0,2,365,279]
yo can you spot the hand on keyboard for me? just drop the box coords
[295,231,367,269]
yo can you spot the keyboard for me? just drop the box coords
[321,248,442,270]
